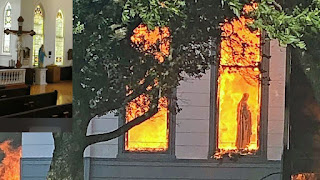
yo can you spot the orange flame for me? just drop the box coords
[0,140,21,180]
[216,3,261,157]
[131,24,170,62]
[125,24,170,152]
[125,96,169,152]
[291,173,316,180]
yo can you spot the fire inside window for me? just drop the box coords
[215,3,261,158]
[291,173,316,180]
[125,24,170,152]
[126,96,169,152]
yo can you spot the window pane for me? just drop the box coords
[55,10,64,65]
[215,10,261,157]
[33,5,44,66]
[3,3,12,54]
[125,24,171,152]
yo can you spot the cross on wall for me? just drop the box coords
[4,16,35,36]
[4,16,36,68]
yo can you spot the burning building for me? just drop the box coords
[19,2,319,180]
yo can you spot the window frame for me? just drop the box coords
[2,2,12,55]
[208,32,270,162]
[32,4,44,67]
[117,90,177,160]
[55,10,64,66]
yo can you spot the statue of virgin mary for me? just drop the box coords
[236,93,252,149]
[38,44,47,68]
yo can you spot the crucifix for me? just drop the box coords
[4,16,36,68]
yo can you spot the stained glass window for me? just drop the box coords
[3,3,12,54]
[33,5,44,66]
[55,10,64,65]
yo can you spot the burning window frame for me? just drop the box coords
[208,29,270,161]
[118,24,176,157]
[118,92,177,158]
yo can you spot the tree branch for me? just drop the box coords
[268,0,283,11]
[124,75,155,104]
[85,95,160,147]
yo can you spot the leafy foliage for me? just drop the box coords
[122,0,186,29]
[294,35,320,103]
[72,0,320,121]
[224,0,320,49]
[73,0,212,118]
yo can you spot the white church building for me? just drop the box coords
[21,42,288,180]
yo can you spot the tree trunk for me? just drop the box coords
[46,132,87,180]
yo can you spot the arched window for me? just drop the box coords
[55,10,64,65]
[3,2,12,54]
[33,5,44,66]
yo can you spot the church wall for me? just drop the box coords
[84,40,287,160]
[21,41,287,179]
[20,0,72,68]
[267,40,287,160]
[175,72,211,159]
[0,0,20,66]
[22,132,54,158]
[85,113,119,158]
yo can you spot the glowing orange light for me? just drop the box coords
[291,173,316,180]
[0,140,21,180]
[125,96,169,152]
[131,24,170,63]
[125,24,170,152]
[215,2,261,157]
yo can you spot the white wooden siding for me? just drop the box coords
[22,133,54,158]
[267,40,286,160]
[85,114,119,158]
[175,72,211,159]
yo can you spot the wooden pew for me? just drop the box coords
[0,86,30,99]
[0,91,57,116]
[0,103,72,118]
[0,117,72,132]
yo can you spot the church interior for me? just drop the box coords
[0,0,72,125]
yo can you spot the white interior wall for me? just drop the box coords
[0,0,20,66]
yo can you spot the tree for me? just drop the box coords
[46,0,320,179]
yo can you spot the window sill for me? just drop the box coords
[117,152,176,161]
[0,54,12,57]
[93,157,280,167]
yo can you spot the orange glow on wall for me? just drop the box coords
[215,3,261,157]
[125,96,169,152]
[0,140,21,180]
